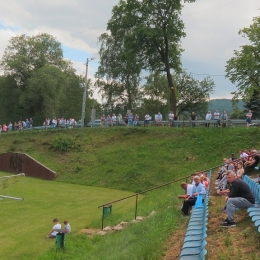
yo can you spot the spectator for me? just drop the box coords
[111,114,117,126]
[205,111,212,127]
[100,114,105,127]
[246,110,252,128]
[28,118,33,128]
[47,218,61,238]
[155,112,163,126]
[213,109,220,127]
[118,114,123,122]
[2,124,7,132]
[133,114,139,126]
[144,113,150,127]
[174,113,179,127]
[178,182,194,199]
[25,118,30,129]
[219,171,255,227]
[244,151,260,175]
[220,111,228,127]
[52,118,57,128]
[236,162,244,178]
[231,153,237,161]
[190,112,197,127]
[128,113,133,126]
[181,175,206,216]
[8,122,13,131]
[124,114,128,126]
[168,111,174,127]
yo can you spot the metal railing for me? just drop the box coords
[98,167,215,230]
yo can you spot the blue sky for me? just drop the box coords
[0,0,259,100]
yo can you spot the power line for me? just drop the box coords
[190,73,226,77]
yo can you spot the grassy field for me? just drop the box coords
[0,126,260,259]
[0,172,137,260]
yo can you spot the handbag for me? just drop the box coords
[195,194,203,209]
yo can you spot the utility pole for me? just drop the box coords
[81,58,94,128]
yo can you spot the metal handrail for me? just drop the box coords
[98,168,215,230]
[98,153,257,230]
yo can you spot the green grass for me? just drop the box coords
[1,126,260,259]
[0,172,137,260]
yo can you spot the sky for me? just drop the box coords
[0,0,259,100]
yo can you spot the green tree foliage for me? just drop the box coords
[229,108,245,119]
[0,33,88,121]
[140,70,214,117]
[100,0,196,113]
[244,90,260,119]
[226,16,260,101]
[96,32,142,112]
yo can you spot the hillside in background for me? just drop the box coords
[208,99,245,115]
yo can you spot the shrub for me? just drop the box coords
[50,135,82,152]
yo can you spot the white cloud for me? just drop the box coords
[0,0,259,99]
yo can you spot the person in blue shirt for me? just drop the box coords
[181,175,206,216]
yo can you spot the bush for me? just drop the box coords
[50,135,82,152]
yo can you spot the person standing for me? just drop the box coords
[168,111,174,127]
[144,113,150,127]
[246,110,253,128]
[190,112,197,127]
[205,111,212,127]
[219,171,255,227]
[133,114,139,126]
[213,110,220,127]
[220,111,228,127]
[174,113,179,127]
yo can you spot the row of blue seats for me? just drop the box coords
[179,170,212,260]
[243,175,260,232]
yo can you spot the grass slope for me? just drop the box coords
[0,126,260,259]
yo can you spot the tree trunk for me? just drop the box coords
[166,70,176,113]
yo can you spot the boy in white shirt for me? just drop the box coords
[47,218,61,238]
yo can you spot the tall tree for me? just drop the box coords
[96,32,142,112]
[140,70,214,117]
[0,33,84,120]
[104,0,196,112]
[226,16,260,101]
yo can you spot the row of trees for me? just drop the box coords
[0,0,215,123]
[0,0,259,122]
[0,34,100,124]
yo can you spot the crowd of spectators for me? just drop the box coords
[178,148,259,227]
[0,118,33,133]
[215,149,258,227]
[0,116,82,133]
[99,109,253,128]
[43,117,79,128]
